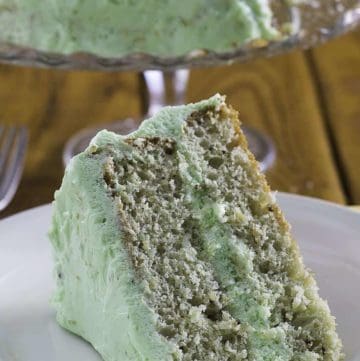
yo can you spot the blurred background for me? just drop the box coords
[0,29,359,219]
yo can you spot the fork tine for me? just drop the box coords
[0,126,16,173]
[0,127,28,211]
[1,127,27,188]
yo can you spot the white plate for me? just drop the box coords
[0,193,359,361]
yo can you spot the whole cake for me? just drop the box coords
[0,1,278,57]
[50,95,343,361]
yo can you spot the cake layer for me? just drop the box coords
[50,95,343,361]
[0,0,277,57]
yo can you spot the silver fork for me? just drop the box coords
[0,126,28,211]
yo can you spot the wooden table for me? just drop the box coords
[1,30,359,219]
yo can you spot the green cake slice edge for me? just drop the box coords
[0,0,279,57]
[49,95,344,361]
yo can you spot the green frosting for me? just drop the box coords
[0,0,278,57]
[90,95,224,144]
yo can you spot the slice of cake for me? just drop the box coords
[49,95,343,361]
[0,1,278,57]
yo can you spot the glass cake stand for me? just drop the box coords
[0,0,358,170]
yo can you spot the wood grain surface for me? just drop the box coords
[311,31,360,204]
[0,30,359,219]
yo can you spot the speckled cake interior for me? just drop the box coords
[50,95,343,361]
